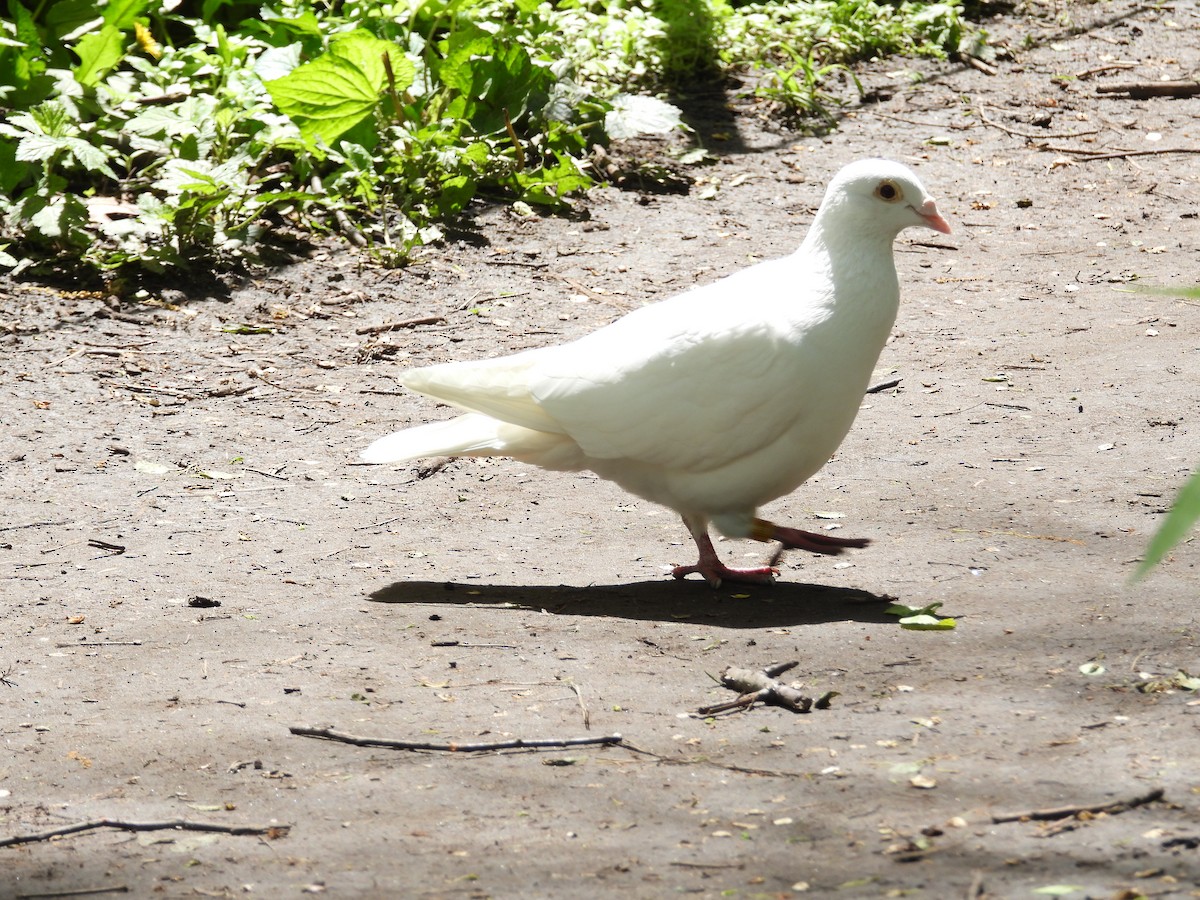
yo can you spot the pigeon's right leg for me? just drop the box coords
[671,515,778,588]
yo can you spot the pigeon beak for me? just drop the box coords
[916,198,952,235]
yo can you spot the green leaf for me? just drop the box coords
[265,30,412,147]
[1133,467,1200,580]
[28,194,85,239]
[73,25,126,87]
[438,32,494,95]
[886,601,955,630]
[102,0,150,29]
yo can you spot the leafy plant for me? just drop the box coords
[1129,283,1200,581]
[1133,468,1200,581]
[0,0,970,280]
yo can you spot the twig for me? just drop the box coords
[1040,145,1200,162]
[867,378,902,394]
[485,257,548,269]
[87,539,126,554]
[241,466,289,481]
[618,739,799,778]
[991,787,1164,823]
[355,315,446,335]
[569,681,590,731]
[1096,80,1200,99]
[0,520,69,533]
[697,662,834,716]
[503,107,526,170]
[101,380,194,399]
[430,640,518,649]
[1075,61,1137,79]
[977,106,1099,141]
[289,725,623,753]
[957,53,997,76]
[0,818,290,849]
[311,174,367,247]
[861,109,973,131]
[54,641,143,648]
[16,886,129,899]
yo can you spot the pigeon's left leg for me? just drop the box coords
[671,515,778,588]
[750,518,870,554]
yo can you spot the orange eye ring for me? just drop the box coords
[875,180,903,202]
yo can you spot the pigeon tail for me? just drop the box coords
[361,413,583,469]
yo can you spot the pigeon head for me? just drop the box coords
[814,159,951,240]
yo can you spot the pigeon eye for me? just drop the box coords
[875,180,902,202]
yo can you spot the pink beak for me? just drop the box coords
[917,198,952,235]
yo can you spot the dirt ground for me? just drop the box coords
[3,2,1200,898]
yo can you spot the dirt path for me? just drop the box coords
[3,2,1200,897]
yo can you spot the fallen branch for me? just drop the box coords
[1041,145,1200,162]
[289,725,622,753]
[15,886,129,899]
[0,520,69,533]
[355,315,446,335]
[697,662,836,716]
[620,739,799,777]
[311,174,367,247]
[991,787,1164,823]
[956,52,997,76]
[0,818,290,849]
[866,377,902,394]
[1096,80,1200,99]
[976,106,1100,141]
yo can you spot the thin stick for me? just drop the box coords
[289,725,622,753]
[16,886,129,899]
[866,378,902,394]
[1075,61,1137,79]
[355,316,446,335]
[991,787,1163,823]
[1041,146,1200,162]
[430,641,518,649]
[0,818,289,849]
[957,53,997,76]
[569,681,591,731]
[55,641,143,648]
[976,106,1100,141]
[241,466,289,481]
[1096,80,1200,99]
[503,107,526,170]
[311,175,367,247]
[101,381,194,399]
[0,520,69,533]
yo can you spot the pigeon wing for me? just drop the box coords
[530,265,825,473]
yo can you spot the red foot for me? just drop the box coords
[672,561,778,589]
[772,525,870,556]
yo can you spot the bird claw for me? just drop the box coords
[672,562,779,589]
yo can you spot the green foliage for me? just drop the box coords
[1133,468,1200,581]
[0,0,970,279]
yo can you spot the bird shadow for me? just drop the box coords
[366,579,895,628]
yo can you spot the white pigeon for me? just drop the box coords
[362,159,951,586]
